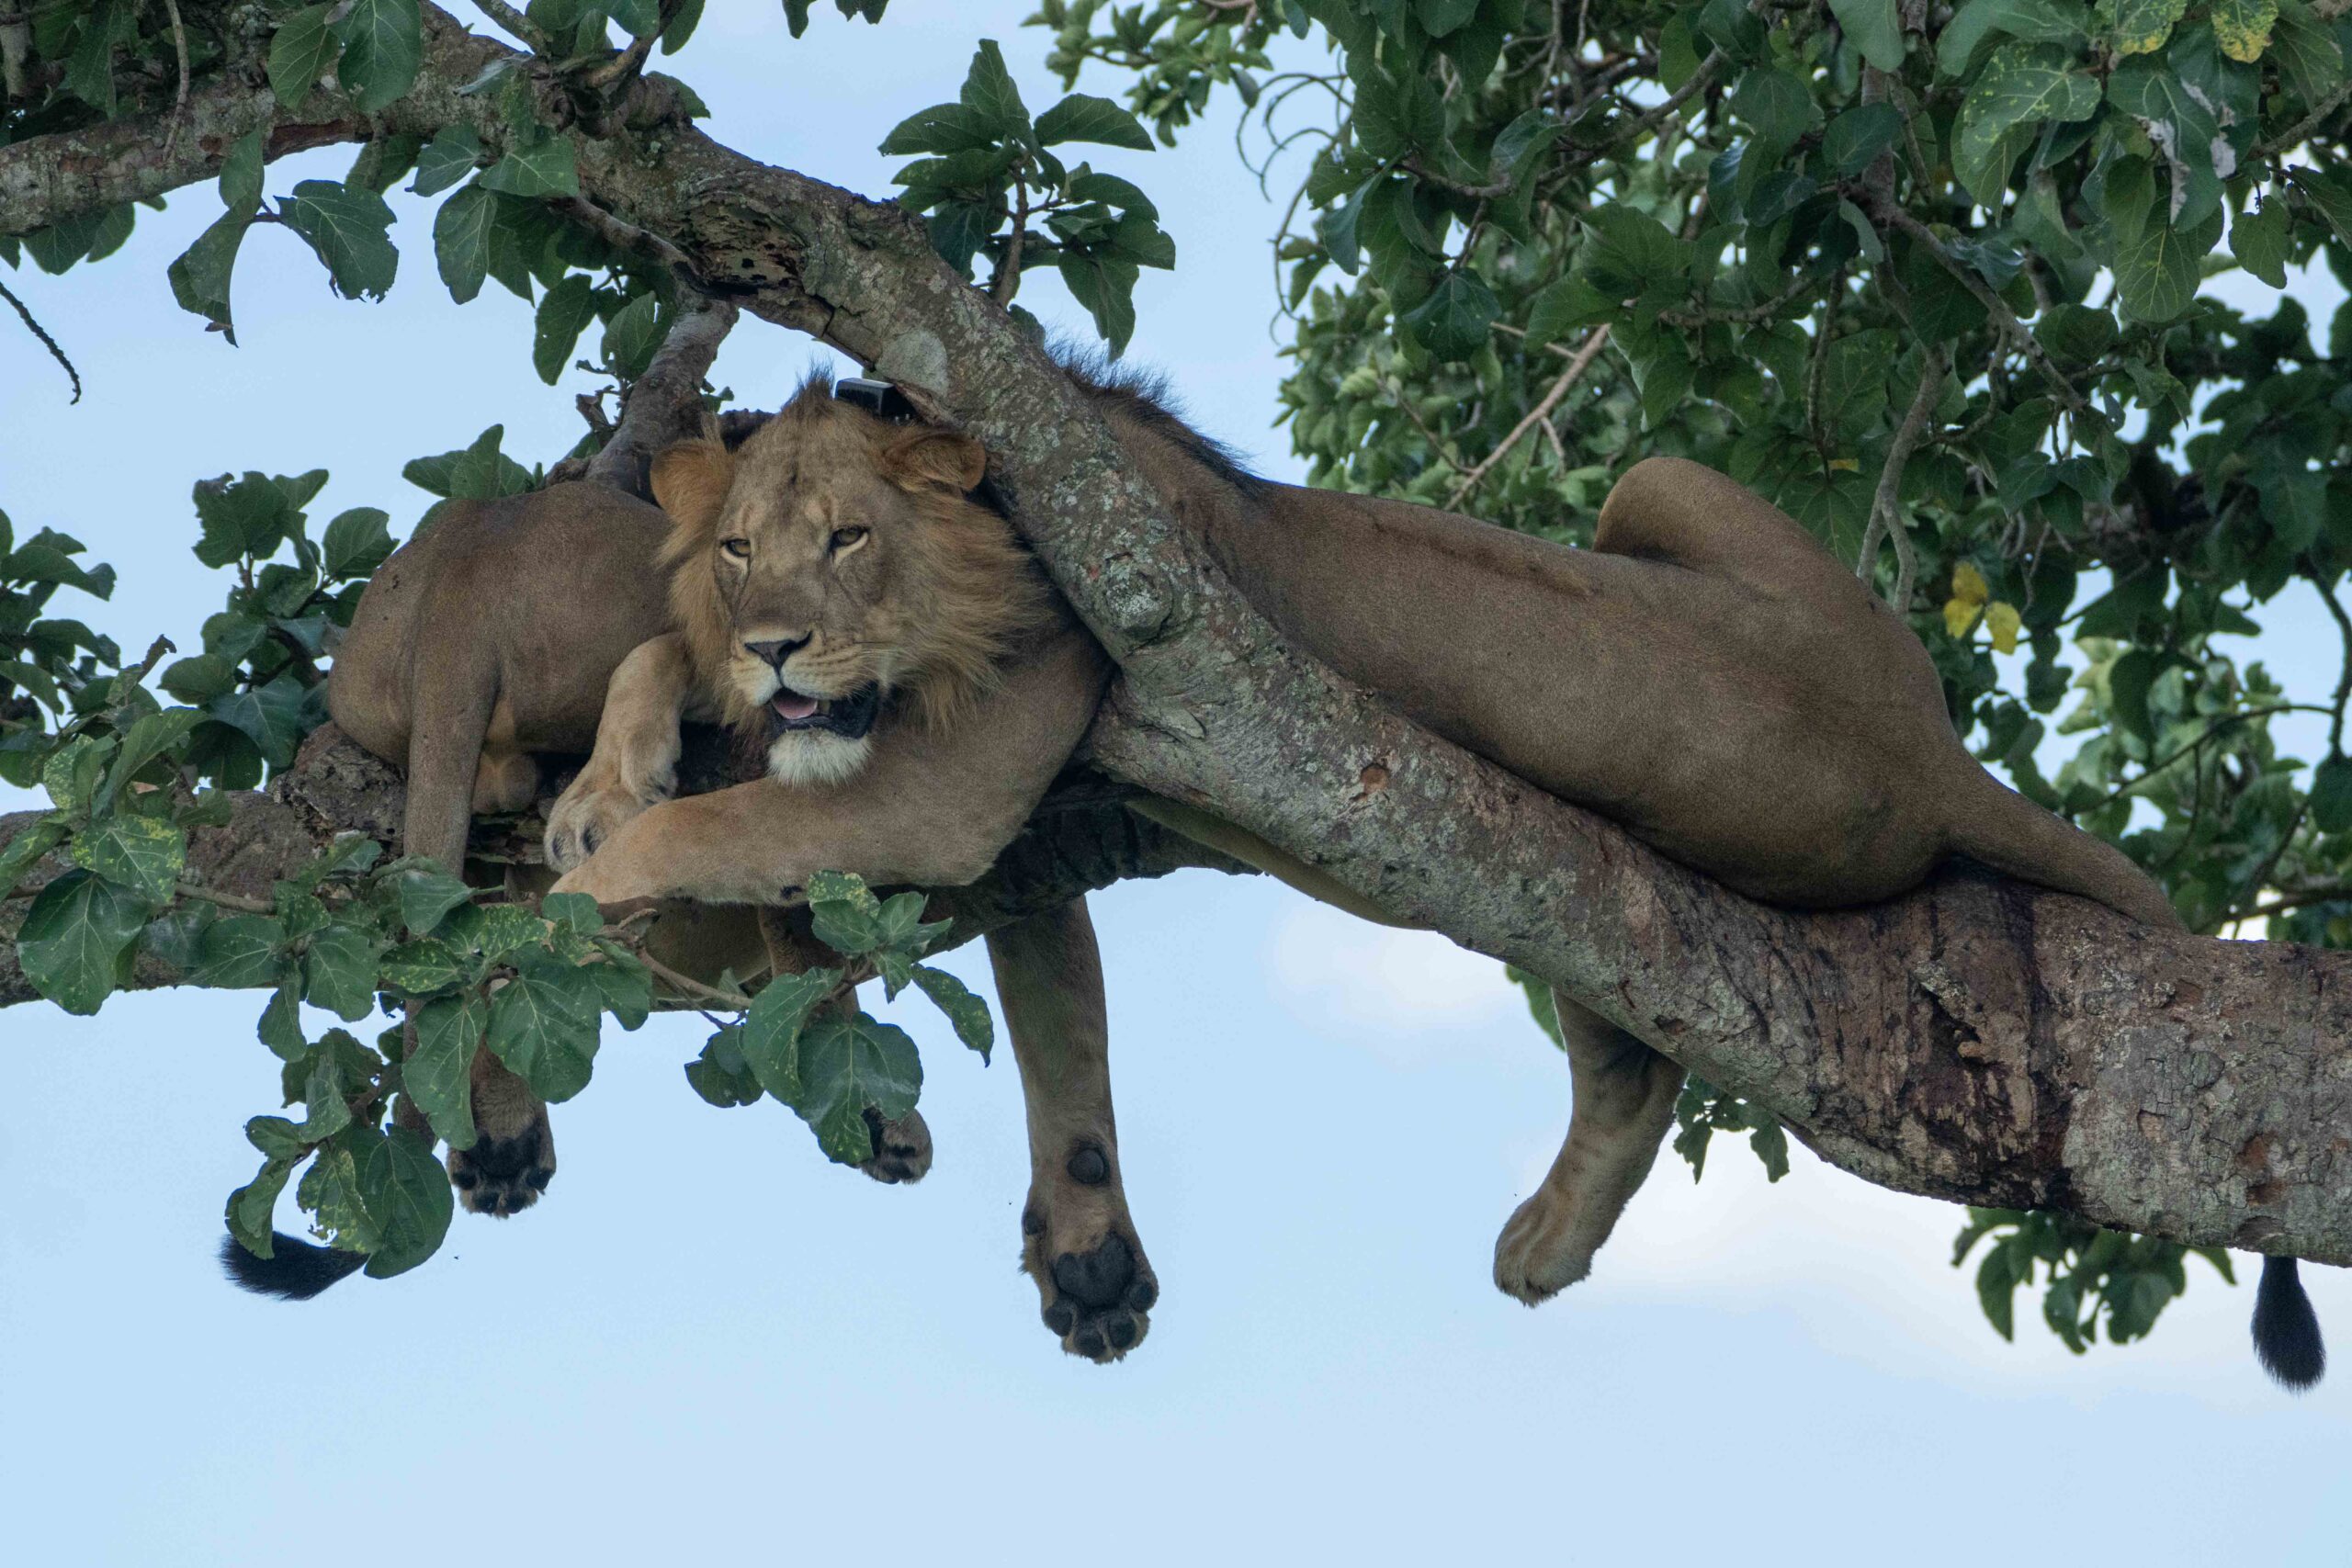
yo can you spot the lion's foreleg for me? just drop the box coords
[1492,995,1684,1304]
[990,897,1156,1362]
[546,633,697,872]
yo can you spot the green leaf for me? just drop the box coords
[300,1132,382,1253]
[1400,271,1500,361]
[411,128,485,197]
[17,868,148,1015]
[432,183,495,306]
[407,995,486,1149]
[1730,64,1819,152]
[2312,755,2352,833]
[1823,103,1905,175]
[1035,94,1154,149]
[360,1125,455,1278]
[481,134,582,199]
[303,920,384,1021]
[2107,59,2225,230]
[1061,254,1142,355]
[98,711,202,819]
[2224,195,2288,288]
[795,1013,923,1165]
[486,952,602,1101]
[207,675,311,772]
[959,39,1034,141]
[279,181,400,302]
[0,822,66,900]
[390,863,475,935]
[2113,208,2221,322]
[685,1027,764,1107]
[2107,0,2188,54]
[533,275,600,385]
[1954,44,2099,201]
[332,0,425,113]
[878,102,1001,155]
[588,946,653,1030]
[70,815,186,907]
[2210,0,2278,62]
[267,6,342,112]
[1830,0,1905,70]
[189,915,287,989]
[601,291,669,380]
[379,937,470,995]
[736,965,841,1102]
[226,1156,295,1259]
[320,508,394,581]
[910,964,994,1063]
[543,892,604,937]
[2108,649,2159,739]
[169,213,254,340]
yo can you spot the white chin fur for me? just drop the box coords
[765,729,874,787]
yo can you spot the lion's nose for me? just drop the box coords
[742,636,810,670]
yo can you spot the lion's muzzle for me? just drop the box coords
[766,681,881,741]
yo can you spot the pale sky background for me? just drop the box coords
[4,6,2350,1562]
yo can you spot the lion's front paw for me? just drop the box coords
[1023,1154,1157,1363]
[449,1105,557,1218]
[545,771,668,873]
[1492,1188,1600,1305]
[859,1106,933,1184]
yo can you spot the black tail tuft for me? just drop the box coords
[2253,1257,2326,1391]
[218,1231,368,1301]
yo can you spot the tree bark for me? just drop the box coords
[3,6,2347,1268]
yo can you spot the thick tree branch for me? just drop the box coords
[5,6,2348,1269]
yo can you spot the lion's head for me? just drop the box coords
[649,381,1056,786]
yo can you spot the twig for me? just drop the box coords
[472,0,558,55]
[639,950,753,1010]
[992,175,1029,306]
[2256,81,2352,159]
[581,293,739,494]
[548,195,703,283]
[1857,345,1945,611]
[160,0,190,165]
[1,276,81,402]
[1446,325,1610,509]
[580,0,682,92]
[175,878,277,915]
[1854,186,2086,415]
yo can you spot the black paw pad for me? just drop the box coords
[1066,1144,1110,1186]
[1052,1233,1136,1310]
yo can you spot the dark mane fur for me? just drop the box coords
[1049,344,1266,495]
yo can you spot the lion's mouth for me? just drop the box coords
[768,682,881,740]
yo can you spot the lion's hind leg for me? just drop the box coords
[448,1051,556,1217]
[1493,995,1682,1304]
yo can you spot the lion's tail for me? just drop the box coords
[219,1231,367,1300]
[1945,768,2184,931]
[1951,769,2326,1388]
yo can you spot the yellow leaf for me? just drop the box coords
[1943,598,1982,638]
[1827,457,1860,472]
[1950,560,1990,607]
[2211,0,2278,62]
[1984,601,2022,654]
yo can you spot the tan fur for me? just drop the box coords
[553,369,2187,1341]
[326,475,955,1224]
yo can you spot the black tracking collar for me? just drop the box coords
[833,377,917,423]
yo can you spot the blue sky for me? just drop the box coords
[3,6,2348,1562]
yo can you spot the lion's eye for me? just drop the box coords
[719,537,752,560]
[830,526,869,553]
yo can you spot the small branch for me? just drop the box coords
[2256,81,2352,160]
[578,293,739,496]
[1855,187,2086,416]
[160,0,191,165]
[174,878,276,916]
[991,176,1029,306]
[0,276,82,403]
[638,949,753,1010]
[472,0,558,55]
[1446,325,1610,509]
[548,194,703,283]
[2316,573,2352,756]
[1857,345,1945,611]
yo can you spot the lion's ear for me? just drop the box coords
[882,428,988,494]
[650,439,736,533]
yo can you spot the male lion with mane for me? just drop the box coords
[548,361,2325,1387]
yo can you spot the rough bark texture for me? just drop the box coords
[4,5,2348,1266]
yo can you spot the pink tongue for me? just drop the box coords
[771,692,820,721]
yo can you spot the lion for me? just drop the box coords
[545,365,2324,1387]
[219,457,975,1299]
